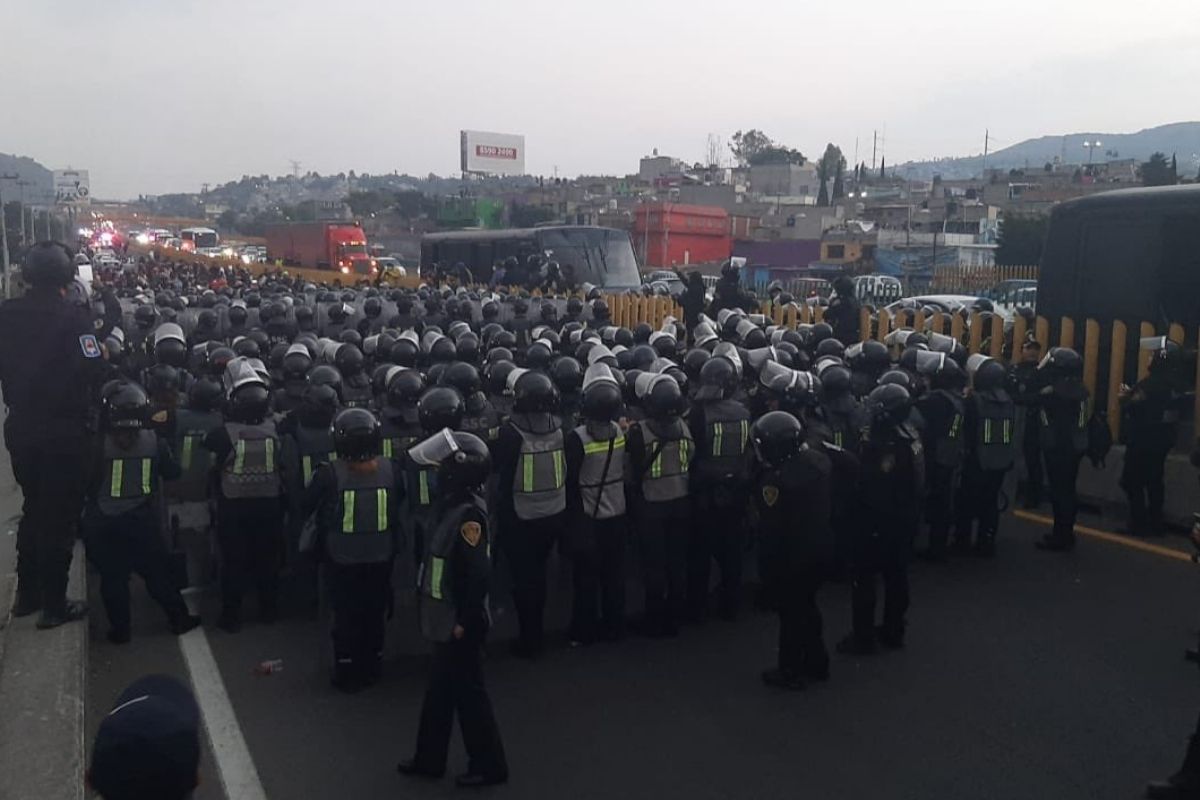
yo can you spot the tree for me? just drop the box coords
[995,214,1049,266]
[815,143,846,207]
[832,169,845,202]
[1170,153,1178,183]
[1140,152,1174,186]
[728,129,805,166]
[879,156,886,178]
[216,209,238,232]
[346,190,389,216]
[1043,162,1053,173]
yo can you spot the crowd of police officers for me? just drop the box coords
[0,242,1192,791]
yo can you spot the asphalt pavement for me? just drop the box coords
[84,511,1200,800]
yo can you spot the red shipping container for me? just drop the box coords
[633,203,730,268]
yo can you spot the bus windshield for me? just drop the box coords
[538,228,640,288]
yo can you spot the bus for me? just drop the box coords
[1038,184,1200,330]
[179,227,219,252]
[420,226,641,289]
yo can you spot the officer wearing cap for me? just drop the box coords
[88,674,201,800]
[0,242,111,627]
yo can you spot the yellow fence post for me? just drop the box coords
[813,305,824,323]
[950,312,964,342]
[859,307,871,342]
[967,311,983,354]
[914,310,927,333]
[1035,316,1050,353]
[1168,323,1185,345]
[1083,319,1100,414]
[876,310,890,343]
[989,314,1004,360]
[1059,317,1075,349]
[1137,321,1155,381]
[1107,321,1127,442]
[784,304,797,330]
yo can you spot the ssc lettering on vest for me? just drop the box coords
[576,423,627,520]
[98,431,159,517]
[221,422,283,499]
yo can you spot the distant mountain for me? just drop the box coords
[897,122,1200,181]
[0,154,53,204]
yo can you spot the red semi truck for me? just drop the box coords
[264,222,376,275]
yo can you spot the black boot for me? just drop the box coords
[12,590,40,618]
[1147,724,1200,799]
[36,600,88,630]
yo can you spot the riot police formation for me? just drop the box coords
[18,245,1171,785]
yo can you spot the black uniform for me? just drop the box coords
[849,420,924,648]
[916,387,965,559]
[0,286,109,617]
[1036,378,1090,549]
[1120,373,1186,535]
[1009,360,1043,506]
[687,398,752,620]
[408,493,507,782]
[753,444,834,681]
[83,430,193,640]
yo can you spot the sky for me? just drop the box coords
[3,0,1199,199]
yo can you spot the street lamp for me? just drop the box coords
[1083,140,1103,165]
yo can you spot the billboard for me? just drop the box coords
[53,169,90,205]
[460,130,526,176]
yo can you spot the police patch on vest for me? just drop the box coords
[151,410,168,424]
[79,334,101,358]
[880,454,895,473]
[762,485,779,507]
[460,521,482,547]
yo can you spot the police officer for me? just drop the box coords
[493,370,567,658]
[688,355,752,621]
[1009,338,1044,508]
[1119,338,1189,536]
[302,408,401,692]
[398,430,508,787]
[166,377,226,586]
[84,381,200,644]
[564,363,629,644]
[1034,347,1090,552]
[628,372,693,637]
[838,384,924,654]
[203,359,286,630]
[0,242,110,627]
[751,411,834,690]
[955,356,1016,556]
[915,352,966,561]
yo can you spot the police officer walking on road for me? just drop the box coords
[1033,347,1090,552]
[398,429,508,788]
[0,242,112,627]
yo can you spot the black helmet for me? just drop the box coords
[23,242,76,288]
[228,383,270,424]
[644,374,684,419]
[386,368,426,409]
[455,332,481,364]
[187,377,225,411]
[298,383,339,427]
[550,357,583,394]
[525,341,554,370]
[514,371,559,413]
[877,369,916,393]
[486,346,514,365]
[363,297,382,319]
[815,338,845,360]
[232,337,261,359]
[197,308,219,330]
[413,430,492,492]
[751,410,805,468]
[696,355,738,402]
[389,339,418,368]
[308,364,344,401]
[819,364,852,396]
[146,363,181,397]
[971,356,1008,391]
[333,408,382,462]
[101,381,150,430]
[334,343,365,377]
[339,329,363,348]
[865,383,912,428]
[294,305,314,326]
[1040,346,1083,377]
[491,330,517,350]
[581,380,622,421]
[429,337,457,364]
[228,305,249,326]
[282,346,313,380]
[417,386,466,432]
[682,348,711,381]
[441,362,483,398]
[133,304,157,329]
[486,360,517,395]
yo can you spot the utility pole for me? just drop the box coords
[0,173,17,299]
[981,129,989,176]
[871,130,877,172]
[15,180,31,246]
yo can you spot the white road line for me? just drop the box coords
[178,627,268,800]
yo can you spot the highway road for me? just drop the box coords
[85,510,1200,800]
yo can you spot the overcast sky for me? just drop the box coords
[3,0,1198,199]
